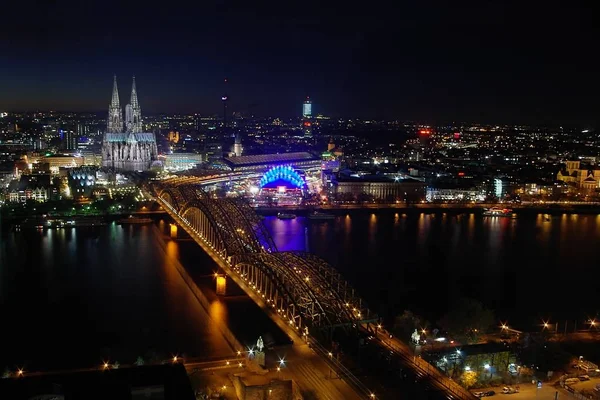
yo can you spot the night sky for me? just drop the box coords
[0,1,597,125]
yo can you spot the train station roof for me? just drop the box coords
[223,152,319,168]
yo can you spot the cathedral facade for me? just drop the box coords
[102,76,158,171]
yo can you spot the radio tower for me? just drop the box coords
[221,78,229,135]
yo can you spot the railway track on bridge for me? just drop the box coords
[150,177,477,399]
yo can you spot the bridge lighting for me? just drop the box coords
[173,356,178,363]
[103,362,109,369]
[237,351,241,356]
[17,369,24,376]
[239,362,243,367]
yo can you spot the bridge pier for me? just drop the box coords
[170,223,178,239]
[215,273,227,295]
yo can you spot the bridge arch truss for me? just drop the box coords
[153,179,375,333]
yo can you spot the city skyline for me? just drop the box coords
[0,2,597,125]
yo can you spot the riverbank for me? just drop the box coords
[0,212,165,231]
[254,203,600,216]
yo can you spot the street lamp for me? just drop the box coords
[17,369,24,377]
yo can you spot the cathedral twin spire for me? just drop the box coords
[107,75,142,134]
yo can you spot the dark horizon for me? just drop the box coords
[0,2,597,126]
[3,108,596,131]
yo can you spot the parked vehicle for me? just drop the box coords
[473,392,484,398]
[578,375,590,381]
[485,390,496,396]
[502,386,518,394]
[565,378,580,385]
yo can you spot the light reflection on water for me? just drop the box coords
[262,212,600,329]
[0,224,232,371]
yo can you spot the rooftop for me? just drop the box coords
[337,174,422,184]
[223,152,319,167]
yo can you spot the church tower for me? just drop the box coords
[107,75,123,133]
[233,133,243,157]
[126,76,142,133]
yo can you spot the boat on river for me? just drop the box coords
[307,211,335,220]
[277,213,297,220]
[482,207,516,218]
[117,216,153,224]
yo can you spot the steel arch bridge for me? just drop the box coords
[152,177,375,334]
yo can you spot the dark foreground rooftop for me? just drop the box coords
[0,363,194,400]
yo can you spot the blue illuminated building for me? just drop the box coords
[259,165,305,189]
[256,165,305,206]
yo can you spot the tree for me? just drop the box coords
[460,370,478,388]
[135,356,145,366]
[438,297,495,343]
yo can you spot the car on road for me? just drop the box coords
[502,386,518,394]
[474,391,496,397]
[579,375,590,381]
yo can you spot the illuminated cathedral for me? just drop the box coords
[101,76,158,171]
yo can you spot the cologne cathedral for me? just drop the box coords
[101,76,158,171]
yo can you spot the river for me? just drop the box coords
[264,211,600,330]
[1,211,598,372]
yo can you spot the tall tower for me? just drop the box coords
[233,133,243,157]
[302,96,313,137]
[303,97,312,118]
[107,75,123,133]
[222,78,229,134]
[126,76,142,133]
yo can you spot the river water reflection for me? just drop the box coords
[264,212,600,329]
[0,223,232,371]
